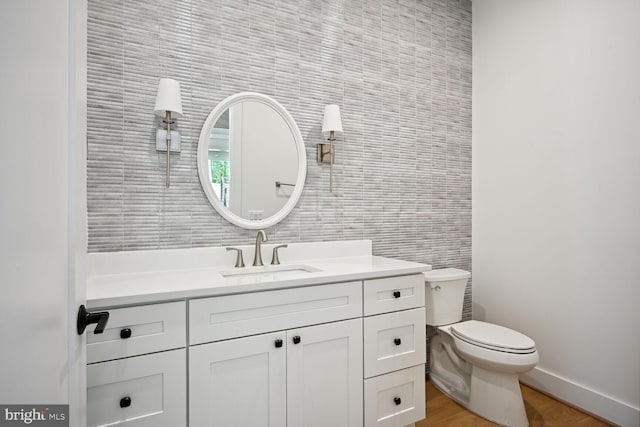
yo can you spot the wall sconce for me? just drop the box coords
[154,78,183,188]
[317,104,343,192]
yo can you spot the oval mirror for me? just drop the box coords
[197,92,307,229]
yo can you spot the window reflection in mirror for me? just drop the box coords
[208,109,230,207]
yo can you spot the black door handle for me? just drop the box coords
[77,305,110,335]
[394,396,402,405]
[120,328,132,339]
[394,338,402,346]
[275,339,283,348]
[292,336,301,344]
[393,291,401,298]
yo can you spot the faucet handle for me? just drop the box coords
[271,244,288,265]
[226,247,245,268]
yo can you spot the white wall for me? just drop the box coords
[473,1,640,425]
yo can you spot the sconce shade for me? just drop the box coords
[154,78,183,118]
[322,104,343,136]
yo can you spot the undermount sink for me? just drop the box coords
[219,264,322,279]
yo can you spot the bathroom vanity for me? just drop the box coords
[84,240,430,427]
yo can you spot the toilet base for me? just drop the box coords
[430,331,531,427]
[468,365,529,427]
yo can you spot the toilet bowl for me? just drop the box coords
[425,268,538,427]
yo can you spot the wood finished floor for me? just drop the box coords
[416,379,613,427]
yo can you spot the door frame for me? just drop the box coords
[68,0,88,426]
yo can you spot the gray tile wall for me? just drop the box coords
[87,0,472,364]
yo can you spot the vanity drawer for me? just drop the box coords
[364,308,426,378]
[87,348,186,427]
[87,301,186,364]
[363,274,425,316]
[189,281,362,345]
[364,364,426,427]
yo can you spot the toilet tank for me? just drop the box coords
[424,268,471,326]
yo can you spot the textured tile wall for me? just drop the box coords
[87,0,472,324]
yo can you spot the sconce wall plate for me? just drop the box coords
[156,129,182,152]
[316,143,334,164]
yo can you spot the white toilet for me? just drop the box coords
[424,268,538,427]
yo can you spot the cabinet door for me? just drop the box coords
[189,332,286,427]
[363,274,425,316]
[287,318,363,427]
[364,365,425,427]
[87,349,186,427]
[87,301,186,363]
[363,308,426,378]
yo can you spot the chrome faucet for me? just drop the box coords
[252,230,268,266]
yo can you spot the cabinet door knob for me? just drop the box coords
[274,339,283,348]
[120,396,132,408]
[394,396,402,406]
[393,290,401,298]
[120,328,132,339]
[394,338,401,346]
[292,335,301,344]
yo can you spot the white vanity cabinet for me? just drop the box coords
[188,282,364,427]
[86,301,187,427]
[85,251,430,427]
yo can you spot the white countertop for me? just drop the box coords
[86,241,431,308]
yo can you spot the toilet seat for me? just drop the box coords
[451,320,536,354]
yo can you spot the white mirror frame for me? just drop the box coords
[197,92,307,230]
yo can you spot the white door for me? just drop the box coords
[287,319,363,427]
[189,332,287,427]
[0,0,86,425]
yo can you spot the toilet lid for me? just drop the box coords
[423,268,471,282]
[451,320,536,354]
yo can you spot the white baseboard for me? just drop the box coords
[520,367,639,427]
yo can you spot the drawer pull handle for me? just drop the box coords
[275,339,283,348]
[120,396,132,408]
[394,396,402,406]
[292,336,301,345]
[393,291,401,298]
[120,328,132,339]
[394,338,402,346]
